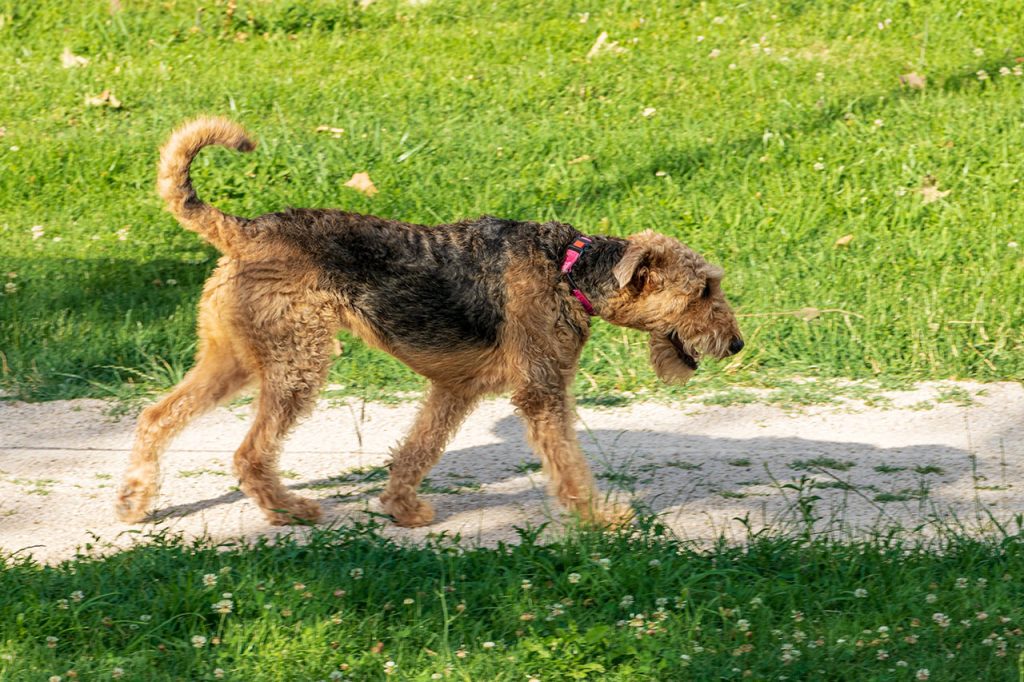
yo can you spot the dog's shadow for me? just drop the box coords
[154,412,980,537]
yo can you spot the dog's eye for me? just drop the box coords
[701,283,712,299]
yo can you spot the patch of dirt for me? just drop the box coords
[1,381,1021,564]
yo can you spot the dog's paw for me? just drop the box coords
[594,503,636,530]
[115,481,155,524]
[574,502,634,530]
[265,496,322,526]
[381,494,436,527]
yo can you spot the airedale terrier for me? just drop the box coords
[115,117,744,528]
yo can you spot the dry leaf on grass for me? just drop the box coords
[793,307,821,321]
[61,47,89,68]
[919,175,951,205]
[898,72,926,90]
[84,90,121,108]
[345,172,378,197]
[586,32,625,60]
[315,125,345,138]
[568,154,593,165]
[834,234,854,247]
[641,107,657,118]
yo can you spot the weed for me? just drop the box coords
[790,457,856,472]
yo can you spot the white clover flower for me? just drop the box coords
[737,619,750,632]
[112,668,125,679]
[521,580,532,591]
[350,568,364,580]
[213,598,233,614]
[31,225,45,240]
[977,70,989,81]
[932,612,951,628]
[191,635,207,648]
[619,595,634,608]
[203,573,218,587]
[403,598,414,605]
[70,591,84,602]
[709,49,721,59]
[916,669,930,681]
[648,559,661,568]
[567,573,581,584]
[854,588,868,598]
[56,599,69,610]
[925,593,937,603]
[215,669,225,679]
[955,577,968,589]
[46,636,58,648]
[813,162,825,171]
[482,641,495,649]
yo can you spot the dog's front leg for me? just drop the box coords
[380,384,479,527]
[512,384,620,525]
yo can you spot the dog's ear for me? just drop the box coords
[613,233,661,291]
[612,247,649,290]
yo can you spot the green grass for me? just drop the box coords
[789,457,856,472]
[3,521,1024,681]
[1,0,1023,401]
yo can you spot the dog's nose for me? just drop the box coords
[728,338,745,355]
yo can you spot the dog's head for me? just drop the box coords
[600,231,744,385]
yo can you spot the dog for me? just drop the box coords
[115,117,744,528]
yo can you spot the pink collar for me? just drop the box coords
[560,235,595,316]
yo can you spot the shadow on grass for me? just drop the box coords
[554,59,1008,217]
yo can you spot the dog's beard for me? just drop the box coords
[648,332,697,385]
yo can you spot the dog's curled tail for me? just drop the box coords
[158,117,256,255]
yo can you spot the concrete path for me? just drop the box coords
[1,381,1022,563]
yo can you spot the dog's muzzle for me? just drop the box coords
[667,331,699,370]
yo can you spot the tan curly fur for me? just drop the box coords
[115,117,744,528]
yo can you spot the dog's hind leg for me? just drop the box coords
[116,340,252,523]
[380,383,479,527]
